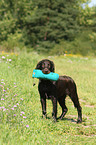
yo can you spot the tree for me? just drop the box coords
[24,0,81,51]
[0,0,33,41]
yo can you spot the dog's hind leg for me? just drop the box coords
[58,95,68,120]
[70,93,82,123]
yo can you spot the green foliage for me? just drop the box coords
[1,30,25,51]
[90,7,96,32]
[50,29,96,56]
[24,0,80,49]
[0,0,33,41]
[2,31,24,51]
[0,0,96,56]
[0,18,16,41]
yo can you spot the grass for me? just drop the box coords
[0,51,96,145]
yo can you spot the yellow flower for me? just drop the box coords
[2,51,4,54]
[65,51,68,53]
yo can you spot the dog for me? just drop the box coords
[35,59,82,123]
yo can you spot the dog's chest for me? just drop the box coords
[39,80,57,98]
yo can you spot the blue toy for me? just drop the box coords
[32,69,59,81]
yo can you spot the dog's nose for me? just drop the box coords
[42,68,50,74]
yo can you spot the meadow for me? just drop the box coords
[0,51,96,145]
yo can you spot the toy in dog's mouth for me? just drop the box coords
[42,68,50,74]
[32,69,59,81]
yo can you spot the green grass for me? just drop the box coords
[0,52,96,145]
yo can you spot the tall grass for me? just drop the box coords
[0,52,96,144]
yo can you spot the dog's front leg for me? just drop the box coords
[51,96,57,122]
[40,97,47,118]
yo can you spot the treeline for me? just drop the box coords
[0,0,96,56]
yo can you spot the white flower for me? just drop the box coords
[2,56,5,59]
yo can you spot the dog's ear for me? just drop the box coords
[36,60,43,70]
[50,60,55,72]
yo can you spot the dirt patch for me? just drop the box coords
[80,99,86,103]
[85,105,94,108]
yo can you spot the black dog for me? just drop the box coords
[35,59,82,123]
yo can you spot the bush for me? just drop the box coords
[49,30,96,56]
[1,30,25,52]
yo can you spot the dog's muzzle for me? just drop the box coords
[42,68,50,74]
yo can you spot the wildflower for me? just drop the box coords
[11,108,14,110]
[21,111,25,114]
[9,59,12,62]
[14,86,17,87]
[26,125,29,128]
[17,103,19,105]
[14,105,17,108]
[0,106,5,109]
[14,94,17,97]
[23,116,27,118]
[1,98,4,100]
[3,89,6,92]
[2,56,5,59]
[20,98,23,100]
[20,114,22,116]
[3,108,6,111]
[14,114,16,116]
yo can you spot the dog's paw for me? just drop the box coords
[77,119,82,124]
[42,114,47,119]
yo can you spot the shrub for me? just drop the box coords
[1,30,25,52]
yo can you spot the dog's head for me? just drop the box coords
[36,59,55,74]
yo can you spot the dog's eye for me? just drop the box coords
[42,63,45,68]
[48,63,50,68]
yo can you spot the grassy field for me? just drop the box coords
[0,51,96,145]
